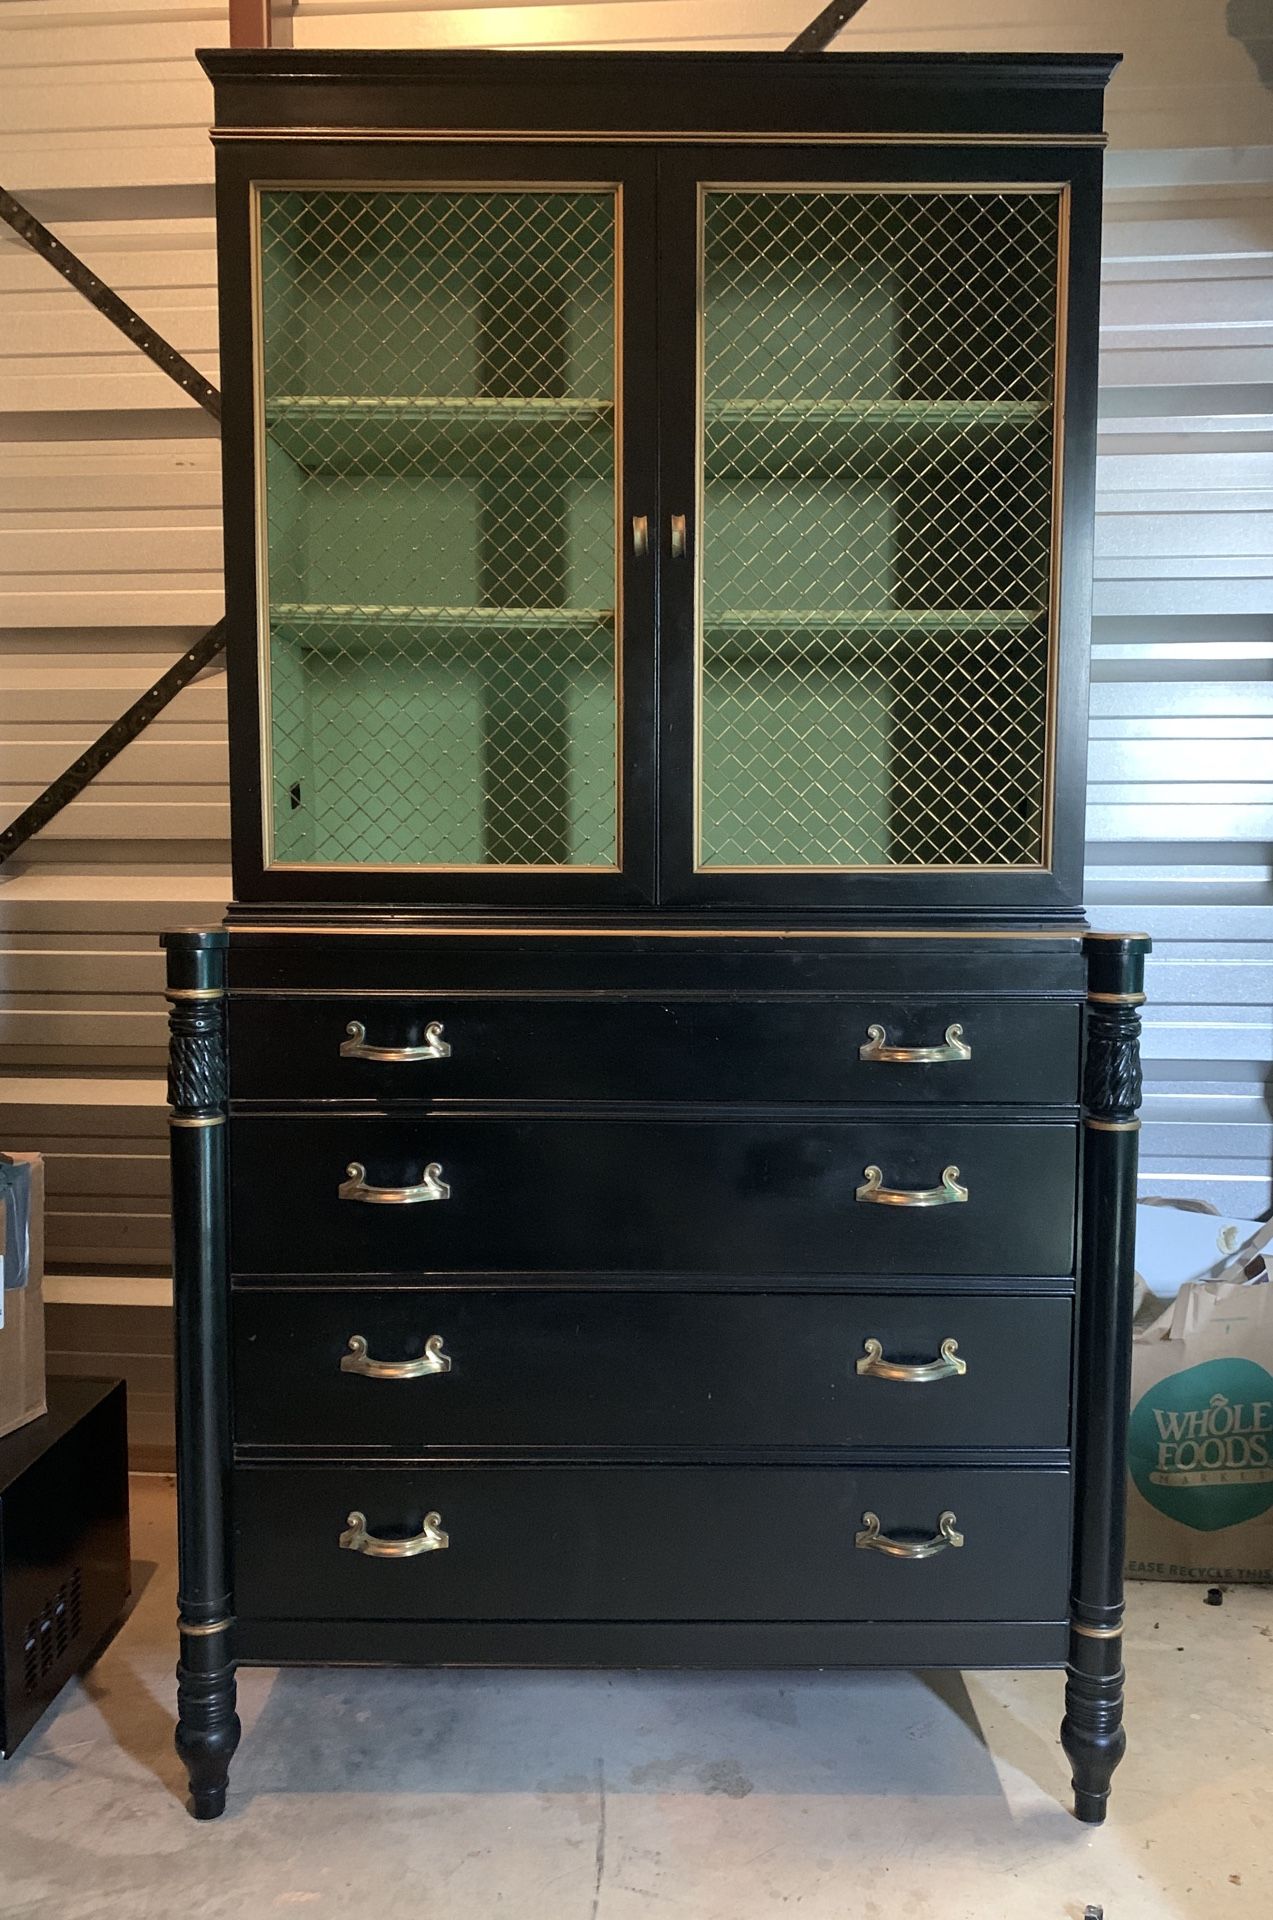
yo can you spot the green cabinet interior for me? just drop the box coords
[256,182,1061,873]
[258,187,619,869]
[697,187,1060,872]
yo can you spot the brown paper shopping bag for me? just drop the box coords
[1127,1271,1273,1583]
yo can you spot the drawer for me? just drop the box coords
[233,1289,1073,1452]
[234,1464,1071,1623]
[228,994,1080,1106]
[230,1116,1077,1277]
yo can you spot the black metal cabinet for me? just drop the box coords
[0,1379,130,1760]
[168,49,1146,1830]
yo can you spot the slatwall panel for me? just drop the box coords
[2,0,1270,1375]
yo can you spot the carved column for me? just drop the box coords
[1061,930,1151,1823]
[163,928,239,1819]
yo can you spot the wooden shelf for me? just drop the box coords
[265,395,613,474]
[273,603,613,627]
[702,609,1046,670]
[703,400,1052,480]
[270,605,615,662]
[707,608,1042,634]
[266,395,612,425]
[706,399,1049,428]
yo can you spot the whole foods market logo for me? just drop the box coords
[1129,1358,1273,1532]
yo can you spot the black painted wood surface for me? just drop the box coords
[164,930,240,1820]
[1062,932,1150,1824]
[235,1615,1069,1670]
[234,1462,1072,1623]
[233,1287,1073,1453]
[229,993,1081,1106]
[225,930,1090,994]
[199,49,1119,141]
[229,1114,1078,1277]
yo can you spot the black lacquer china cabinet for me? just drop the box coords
[168,48,1148,1822]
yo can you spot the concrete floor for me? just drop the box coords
[0,1478,1270,1919]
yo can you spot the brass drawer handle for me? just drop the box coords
[341,1333,452,1380]
[338,1161,450,1205]
[632,513,649,557]
[339,1510,449,1559]
[859,1022,970,1065]
[855,1510,964,1559]
[340,1019,451,1062]
[670,512,687,558]
[856,1337,966,1384]
[856,1164,968,1208]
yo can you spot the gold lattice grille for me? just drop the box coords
[257,187,619,868]
[696,187,1062,871]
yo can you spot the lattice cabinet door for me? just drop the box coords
[222,154,658,904]
[655,152,1099,911]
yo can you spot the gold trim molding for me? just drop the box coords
[179,1616,232,1638]
[213,128,1108,149]
[1084,1117,1140,1133]
[165,986,225,1002]
[169,1114,227,1129]
[227,921,1086,940]
[1088,989,1146,1005]
[1071,1620,1123,1640]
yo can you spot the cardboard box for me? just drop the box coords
[0,1153,47,1441]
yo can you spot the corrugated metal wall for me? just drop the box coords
[2,2,1270,1457]
[1092,138,1273,1221]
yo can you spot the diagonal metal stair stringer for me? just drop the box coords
[0,186,227,866]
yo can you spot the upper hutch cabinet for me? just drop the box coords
[208,52,1110,909]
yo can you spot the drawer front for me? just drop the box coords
[234,1289,1073,1451]
[228,995,1080,1106]
[230,1117,1077,1277]
[234,1464,1071,1623]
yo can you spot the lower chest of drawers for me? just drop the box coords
[170,921,1155,1823]
[225,949,1083,1641]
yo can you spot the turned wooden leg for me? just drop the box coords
[1061,932,1149,1824]
[176,1625,240,1819]
[165,929,240,1819]
[1062,1631,1125,1825]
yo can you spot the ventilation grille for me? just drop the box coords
[697,187,1061,871]
[258,187,619,870]
[22,1568,83,1695]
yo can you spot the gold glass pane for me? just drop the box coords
[696,188,1061,871]
[257,187,618,868]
